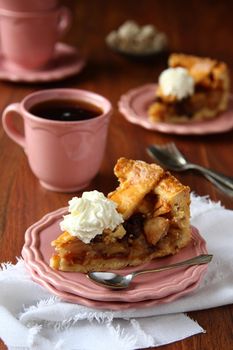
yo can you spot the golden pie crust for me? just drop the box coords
[148,53,230,123]
[50,158,191,272]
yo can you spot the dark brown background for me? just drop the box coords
[0,0,232,349]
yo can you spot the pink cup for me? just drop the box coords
[0,0,58,12]
[2,89,112,192]
[0,6,71,70]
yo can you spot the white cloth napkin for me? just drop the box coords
[0,194,233,350]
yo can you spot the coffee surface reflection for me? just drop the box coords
[29,99,103,122]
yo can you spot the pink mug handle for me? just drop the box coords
[57,6,72,38]
[2,103,26,149]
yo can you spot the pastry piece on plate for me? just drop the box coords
[148,53,230,123]
[50,158,191,272]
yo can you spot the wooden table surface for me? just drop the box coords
[0,0,232,349]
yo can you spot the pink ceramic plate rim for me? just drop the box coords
[118,84,233,135]
[22,207,209,303]
[25,261,205,310]
[0,43,85,83]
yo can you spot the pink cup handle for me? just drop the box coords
[57,6,72,38]
[2,103,26,149]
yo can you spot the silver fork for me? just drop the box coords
[147,143,233,196]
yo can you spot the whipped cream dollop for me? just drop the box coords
[60,191,124,244]
[159,67,194,100]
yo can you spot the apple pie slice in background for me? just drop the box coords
[148,53,229,123]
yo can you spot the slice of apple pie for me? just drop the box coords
[50,158,191,272]
[148,53,229,123]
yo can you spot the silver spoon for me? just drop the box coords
[87,254,213,289]
[147,143,233,196]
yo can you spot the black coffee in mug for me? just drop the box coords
[29,99,103,122]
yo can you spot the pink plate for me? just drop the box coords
[22,207,209,304]
[0,43,85,83]
[118,84,233,135]
[24,261,204,310]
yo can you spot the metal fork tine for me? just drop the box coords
[147,144,176,167]
[166,143,175,154]
[147,143,188,169]
[168,143,187,160]
[149,143,184,158]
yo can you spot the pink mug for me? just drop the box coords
[2,89,112,192]
[0,0,58,12]
[0,6,71,70]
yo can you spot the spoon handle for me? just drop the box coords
[203,173,233,197]
[133,254,213,278]
[189,164,233,191]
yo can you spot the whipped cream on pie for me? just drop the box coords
[60,190,124,244]
[159,67,194,100]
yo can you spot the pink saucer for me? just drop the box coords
[22,206,209,307]
[118,84,233,135]
[0,43,85,83]
[25,262,204,310]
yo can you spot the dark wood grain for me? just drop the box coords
[0,0,232,349]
